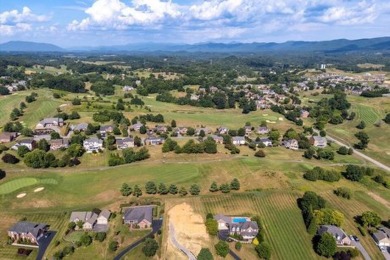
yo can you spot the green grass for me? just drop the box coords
[0,92,30,127]
[0,177,58,195]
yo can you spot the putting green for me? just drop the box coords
[0,177,58,195]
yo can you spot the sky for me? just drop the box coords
[0,0,390,47]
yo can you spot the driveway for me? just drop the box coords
[113,219,162,260]
[217,231,241,260]
[351,240,371,260]
[169,222,196,260]
[381,247,390,260]
[36,231,56,260]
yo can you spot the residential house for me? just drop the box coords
[100,125,114,135]
[310,136,327,148]
[0,132,18,143]
[36,117,64,129]
[257,127,269,135]
[33,135,51,142]
[83,137,103,153]
[116,137,135,149]
[214,214,259,241]
[373,227,390,247]
[300,110,310,118]
[232,136,246,146]
[97,210,111,225]
[72,123,88,132]
[123,85,134,91]
[130,122,143,132]
[154,125,168,134]
[123,206,153,229]
[259,137,273,147]
[244,126,252,136]
[175,127,188,136]
[144,136,164,146]
[50,139,69,150]
[210,135,224,144]
[12,139,36,151]
[8,221,48,245]
[283,139,299,150]
[69,210,111,231]
[210,86,218,93]
[190,94,199,101]
[318,225,351,246]
[217,127,229,135]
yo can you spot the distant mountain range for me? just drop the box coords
[1,37,390,53]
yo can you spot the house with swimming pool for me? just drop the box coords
[214,214,259,241]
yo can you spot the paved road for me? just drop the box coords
[381,247,390,260]
[36,231,56,260]
[351,239,371,260]
[113,220,162,260]
[314,130,390,172]
[169,222,197,260]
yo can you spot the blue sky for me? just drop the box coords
[1,0,389,47]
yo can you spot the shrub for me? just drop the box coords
[205,219,218,236]
[2,153,20,164]
[109,241,119,251]
[235,241,242,251]
[214,241,229,257]
[197,248,214,260]
[255,243,271,260]
[334,187,352,199]
[254,150,266,157]
[315,233,336,257]
[142,238,159,257]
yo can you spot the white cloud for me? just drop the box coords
[68,0,181,31]
[0,6,49,35]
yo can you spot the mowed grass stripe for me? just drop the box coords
[0,178,38,195]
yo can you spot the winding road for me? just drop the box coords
[169,222,197,260]
[315,130,390,172]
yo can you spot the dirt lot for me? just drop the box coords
[166,203,210,259]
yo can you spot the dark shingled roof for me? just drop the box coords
[123,206,153,224]
[9,221,47,238]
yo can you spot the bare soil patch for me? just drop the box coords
[167,203,210,258]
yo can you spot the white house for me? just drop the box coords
[232,136,246,146]
[83,137,103,153]
[310,136,327,148]
[97,210,111,225]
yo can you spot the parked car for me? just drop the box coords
[353,235,359,242]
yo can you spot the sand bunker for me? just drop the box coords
[59,104,68,107]
[16,193,26,198]
[279,117,284,121]
[262,114,268,116]
[167,203,209,258]
[34,187,45,192]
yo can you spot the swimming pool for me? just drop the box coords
[232,217,247,223]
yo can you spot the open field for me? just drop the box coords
[326,96,390,166]
[0,177,57,195]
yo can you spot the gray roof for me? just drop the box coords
[69,211,97,223]
[318,225,347,240]
[210,135,223,140]
[19,139,34,144]
[74,123,88,131]
[9,221,47,238]
[99,209,111,220]
[123,206,153,224]
[373,231,387,241]
[100,125,113,131]
[116,137,134,145]
[214,214,231,223]
[84,137,103,144]
[232,136,245,141]
[312,136,326,142]
[39,118,64,125]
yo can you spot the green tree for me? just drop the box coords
[255,243,271,260]
[384,113,390,124]
[171,120,177,127]
[313,208,344,227]
[356,121,366,129]
[120,183,132,196]
[361,211,381,227]
[67,143,84,157]
[145,181,157,194]
[133,185,142,197]
[169,184,178,194]
[80,233,92,247]
[315,233,336,257]
[109,241,119,251]
[214,241,229,257]
[189,184,200,195]
[158,183,168,195]
[337,146,349,155]
[219,183,231,193]
[142,238,159,257]
[17,145,30,157]
[197,248,214,260]
[209,181,218,192]
[235,242,242,251]
[344,165,364,182]
[38,139,50,152]
[205,218,218,235]
[355,131,369,149]
[179,186,188,196]
[94,232,106,242]
[203,137,217,154]
[230,178,240,190]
